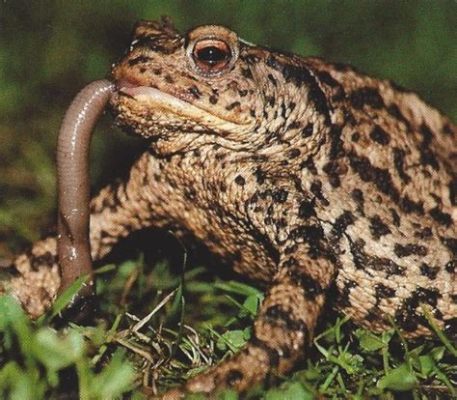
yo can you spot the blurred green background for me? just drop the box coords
[0,0,456,257]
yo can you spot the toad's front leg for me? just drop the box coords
[0,152,177,318]
[163,229,336,398]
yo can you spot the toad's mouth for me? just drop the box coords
[115,81,251,132]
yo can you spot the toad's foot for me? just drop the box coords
[159,266,328,398]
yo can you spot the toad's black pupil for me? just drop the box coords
[196,46,228,65]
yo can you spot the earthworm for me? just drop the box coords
[57,79,115,297]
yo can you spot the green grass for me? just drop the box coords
[0,255,455,399]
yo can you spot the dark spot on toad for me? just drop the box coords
[375,283,396,299]
[209,94,218,104]
[351,189,365,213]
[226,369,244,386]
[298,199,316,219]
[369,215,391,239]
[349,152,400,203]
[419,263,439,280]
[272,189,288,203]
[188,85,202,99]
[127,55,151,66]
[429,207,452,227]
[288,148,300,159]
[331,210,355,239]
[393,148,411,183]
[394,243,428,258]
[226,101,241,111]
[351,132,360,142]
[235,175,245,186]
[338,279,357,308]
[349,87,385,109]
[265,304,307,331]
[419,123,440,170]
[241,67,253,80]
[302,123,314,138]
[370,125,390,145]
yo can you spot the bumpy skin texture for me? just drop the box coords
[2,18,456,397]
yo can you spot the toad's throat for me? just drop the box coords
[118,84,250,130]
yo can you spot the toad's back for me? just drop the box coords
[295,57,456,335]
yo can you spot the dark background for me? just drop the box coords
[1,0,456,257]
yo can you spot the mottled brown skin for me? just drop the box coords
[2,18,456,397]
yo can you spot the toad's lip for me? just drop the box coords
[115,81,250,131]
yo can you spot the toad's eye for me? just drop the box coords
[192,39,231,74]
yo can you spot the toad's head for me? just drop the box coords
[110,18,315,155]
